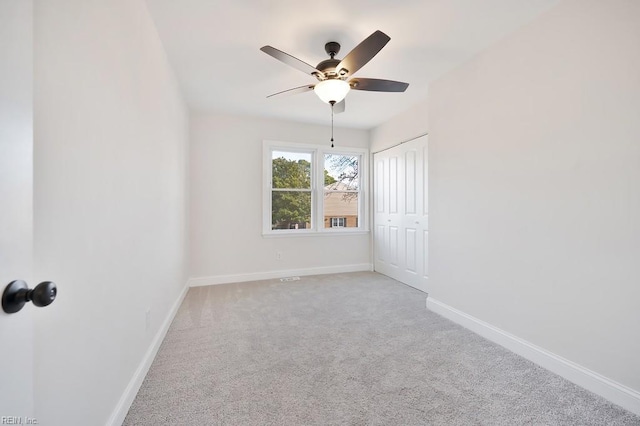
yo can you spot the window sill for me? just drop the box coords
[262,230,370,238]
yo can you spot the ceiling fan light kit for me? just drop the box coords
[260,30,409,145]
[314,79,350,104]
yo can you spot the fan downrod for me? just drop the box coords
[324,42,341,59]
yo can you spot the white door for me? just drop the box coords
[0,0,35,417]
[374,136,428,293]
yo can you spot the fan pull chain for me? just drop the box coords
[330,101,335,148]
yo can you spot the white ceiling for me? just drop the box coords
[145,0,559,129]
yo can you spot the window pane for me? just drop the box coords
[272,151,312,189]
[324,154,358,190]
[323,192,358,228]
[272,191,311,230]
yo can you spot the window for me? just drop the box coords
[330,217,346,227]
[323,153,359,229]
[271,150,312,230]
[263,141,367,235]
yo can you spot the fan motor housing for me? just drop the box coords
[316,58,349,81]
[316,58,340,74]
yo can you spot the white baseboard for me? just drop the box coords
[107,282,190,426]
[188,263,373,287]
[426,297,640,417]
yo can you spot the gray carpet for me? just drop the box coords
[124,272,640,425]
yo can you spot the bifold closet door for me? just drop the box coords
[373,135,428,293]
[0,0,35,415]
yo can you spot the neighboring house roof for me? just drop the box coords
[324,181,357,191]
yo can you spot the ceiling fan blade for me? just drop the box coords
[336,31,390,77]
[334,99,345,114]
[350,78,409,92]
[266,84,315,98]
[260,46,324,78]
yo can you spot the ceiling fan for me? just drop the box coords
[260,30,409,114]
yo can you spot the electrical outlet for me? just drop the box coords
[145,309,151,332]
[276,251,282,260]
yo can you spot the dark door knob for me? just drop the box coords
[2,280,57,314]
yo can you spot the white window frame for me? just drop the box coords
[263,140,368,236]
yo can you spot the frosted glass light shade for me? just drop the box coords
[314,79,350,104]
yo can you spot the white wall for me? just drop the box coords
[33,1,189,424]
[190,112,370,283]
[370,98,428,153]
[428,0,640,400]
